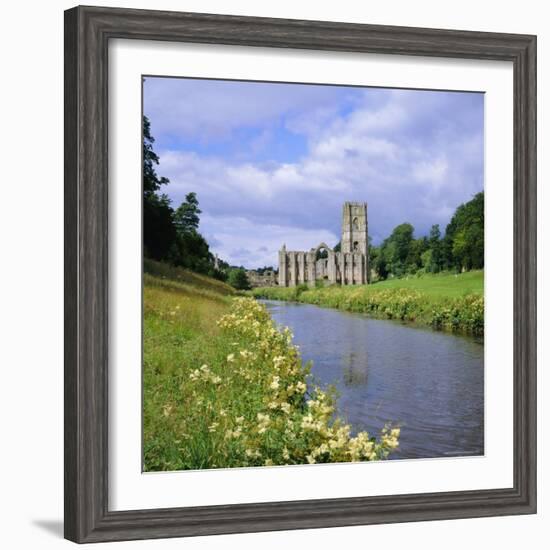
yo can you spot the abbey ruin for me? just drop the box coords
[278,202,369,287]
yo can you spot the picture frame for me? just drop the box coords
[64,5,537,543]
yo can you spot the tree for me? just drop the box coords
[407,237,428,273]
[143,116,177,260]
[143,116,169,196]
[228,268,251,290]
[425,224,443,273]
[174,192,202,236]
[380,222,415,276]
[444,192,484,271]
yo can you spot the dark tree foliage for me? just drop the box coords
[143,193,177,261]
[143,116,176,260]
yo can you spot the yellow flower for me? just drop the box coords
[269,376,280,390]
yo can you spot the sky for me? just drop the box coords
[144,77,484,270]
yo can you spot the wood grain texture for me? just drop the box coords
[64,5,537,543]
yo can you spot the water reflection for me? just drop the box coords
[263,300,484,460]
[342,352,368,386]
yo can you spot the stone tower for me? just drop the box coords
[278,202,369,287]
[341,202,368,255]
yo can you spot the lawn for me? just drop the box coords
[368,270,483,298]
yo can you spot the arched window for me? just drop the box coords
[353,241,359,252]
[315,246,329,260]
[352,217,359,230]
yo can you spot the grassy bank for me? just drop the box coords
[252,271,484,335]
[144,260,399,471]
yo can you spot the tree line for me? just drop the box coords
[369,191,484,280]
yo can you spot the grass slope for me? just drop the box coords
[368,270,483,298]
[143,260,400,471]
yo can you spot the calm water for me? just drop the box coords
[263,300,484,460]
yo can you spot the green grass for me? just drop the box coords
[252,271,484,335]
[143,260,400,471]
[368,270,483,298]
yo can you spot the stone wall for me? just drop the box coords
[246,270,278,288]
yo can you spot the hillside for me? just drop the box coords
[143,260,399,471]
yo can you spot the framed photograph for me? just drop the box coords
[64,6,536,543]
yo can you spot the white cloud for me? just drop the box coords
[152,85,483,268]
[202,215,338,268]
[412,158,449,186]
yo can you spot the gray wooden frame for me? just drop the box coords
[64,5,537,543]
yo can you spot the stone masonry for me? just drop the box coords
[278,202,369,287]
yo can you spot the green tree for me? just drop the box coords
[143,116,177,260]
[143,116,169,195]
[174,192,202,236]
[380,222,414,276]
[444,192,484,271]
[228,268,251,290]
[426,224,443,273]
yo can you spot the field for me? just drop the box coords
[252,271,484,335]
[367,270,483,298]
[143,259,400,471]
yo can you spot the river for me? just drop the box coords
[262,300,484,460]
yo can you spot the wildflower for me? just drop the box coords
[227,353,235,363]
[208,422,219,433]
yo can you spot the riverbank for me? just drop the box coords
[143,260,399,471]
[252,271,484,335]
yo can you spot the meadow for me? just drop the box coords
[252,271,484,335]
[143,259,399,471]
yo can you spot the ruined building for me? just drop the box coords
[278,202,369,287]
[246,269,278,288]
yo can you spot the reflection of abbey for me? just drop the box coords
[278,202,369,287]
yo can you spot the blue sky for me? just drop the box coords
[144,77,484,269]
